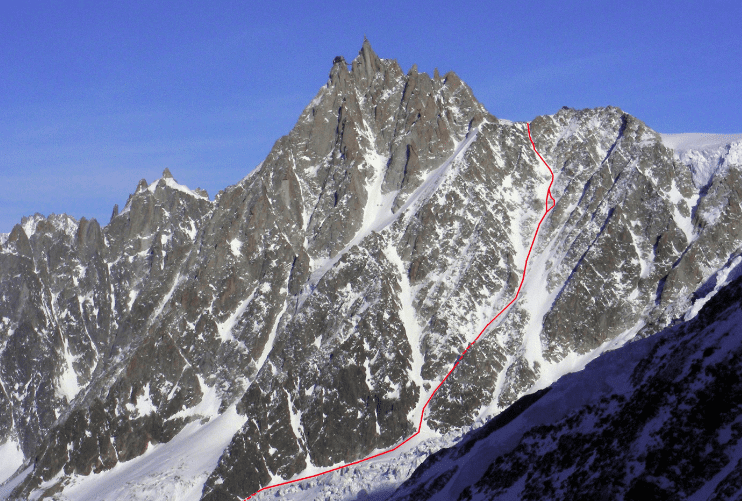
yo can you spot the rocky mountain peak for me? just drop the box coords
[275,40,491,258]
[351,37,383,83]
[3,42,742,501]
[5,224,32,257]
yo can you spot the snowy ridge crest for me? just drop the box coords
[661,132,742,188]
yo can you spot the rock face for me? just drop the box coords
[1,41,741,500]
[386,268,742,501]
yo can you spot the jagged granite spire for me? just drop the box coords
[135,178,148,192]
[351,37,383,84]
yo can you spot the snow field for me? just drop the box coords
[28,377,246,501]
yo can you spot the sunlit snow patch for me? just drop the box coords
[125,383,157,417]
[229,238,242,257]
[57,339,81,402]
[0,439,25,485]
[36,395,245,501]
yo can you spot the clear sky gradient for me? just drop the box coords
[1,1,740,233]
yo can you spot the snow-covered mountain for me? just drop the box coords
[385,261,742,501]
[1,40,741,500]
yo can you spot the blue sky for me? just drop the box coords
[1,1,740,233]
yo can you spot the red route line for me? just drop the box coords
[245,122,555,500]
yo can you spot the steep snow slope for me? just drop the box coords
[19,385,245,501]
